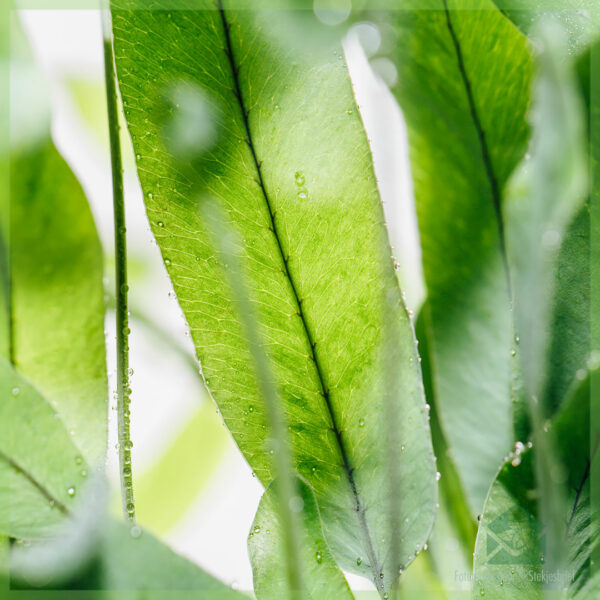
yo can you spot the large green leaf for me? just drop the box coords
[112,1,436,590]
[376,0,532,516]
[249,477,354,600]
[472,371,599,598]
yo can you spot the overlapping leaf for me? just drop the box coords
[111,1,436,590]
[375,0,532,516]
[473,371,599,598]
[249,477,354,600]
[0,16,107,539]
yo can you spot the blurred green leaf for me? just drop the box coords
[0,17,107,539]
[0,360,89,538]
[505,22,587,415]
[11,511,247,598]
[249,476,354,600]
[9,141,108,466]
[112,1,436,591]
[378,0,532,517]
[492,0,600,55]
[134,401,229,535]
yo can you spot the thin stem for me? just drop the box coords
[102,8,135,524]
[201,202,305,599]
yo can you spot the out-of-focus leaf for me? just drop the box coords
[492,0,600,55]
[9,141,108,466]
[112,1,436,591]
[503,20,587,583]
[0,360,91,538]
[134,401,229,535]
[377,0,532,516]
[11,505,247,598]
[249,476,353,600]
[472,371,599,598]
[545,203,589,415]
[1,17,107,539]
[505,22,587,416]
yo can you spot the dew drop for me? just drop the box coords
[67,486,76,497]
[511,349,517,357]
[157,221,164,227]
[356,557,362,566]
[147,192,153,200]
[136,154,141,161]
[248,406,254,413]
[164,258,172,266]
[130,525,142,538]
[298,190,308,200]
[125,440,134,449]
[315,551,323,564]
[254,526,261,533]
[127,502,135,513]
[81,469,87,477]
[294,171,305,186]
[359,418,365,427]
[11,387,20,396]
[436,472,441,481]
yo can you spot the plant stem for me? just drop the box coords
[102,7,135,524]
[201,202,305,598]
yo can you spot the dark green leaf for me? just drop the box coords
[379,0,532,516]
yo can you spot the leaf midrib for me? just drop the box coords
[0,450,69,518]
[442,0,512,298]
[216,3,384,591]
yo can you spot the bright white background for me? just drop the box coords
[18,9,421,592]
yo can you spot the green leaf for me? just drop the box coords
[100,521,246,595]
[112,1,436,590]
[505,22,587,412]
[0,360,91,538]
[472,370,599,598]
[249,476,354,600]
[378,0,532,516]
[9,141,108,466]
[11,510,247,598]
[546,203,590,415]
[1,17,108,538]
[491,0,600,55]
